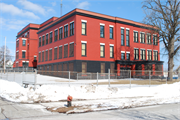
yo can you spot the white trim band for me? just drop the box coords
[109,25,114,27]
[22,50,26,52]
[109,44,114,46]
[64,24,68,26]
[70,21,74,24]
[22,38,27,40]
[100,43,105,45]
[100,23,105,26]
[64,43,68,46]
[121,51,125,53]
[126,28,130,30]
[81,20,87,23]
[126,51,130,53]
[70,42,74,44]
[121,27,124,29]
[81,41,87,43]
[49,48,52,50]
[59,45,62,47]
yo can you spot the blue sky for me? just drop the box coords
[0,0,179,70]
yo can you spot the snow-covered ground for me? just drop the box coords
[0,78,180,113]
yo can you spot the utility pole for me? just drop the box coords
[60,0,62,17]
[4,37,6,73]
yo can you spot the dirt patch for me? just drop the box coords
[47,106,75,113]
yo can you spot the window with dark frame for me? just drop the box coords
[110,46,114,58]
[140,32,145,43]
[64,25,68,38]
[38,52,41,62]
[22,40,26,46]
[54,47,57,60]
[147,33,151,44]
[101,63,105,73]
[42,51,44,62]
[100,45,105,58]
[46,34,48,45]
[121,53,125,60]
[134,49,139,60]
[70,22,74,36]
[154,51,158,60]
[64,44,68,58]
[45,50,48,61]
[59,46,62,59]
[69,43,74,57]
[22,51,26,58]
[16,52,19,59]
[82,22,86,35]
[54,29,58,41]
[100,25,104,38]
[82,62,87,73]
[126,29,129,46]
[147,50,152,60]
[81,43,86,56]
[153,35,157,45]
[59,27,63,40]
[110,27,113,39]
[16,40,19,47]
[49,49,52,60]
[126,53,130,60]
[121,28,124,45]
[42,36,45,46]
[39,37,41,47]
[50,32,52,43]
[140,49,146,60]
[134,31,138,42]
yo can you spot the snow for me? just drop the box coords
[0,79,180,114]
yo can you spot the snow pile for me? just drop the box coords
[0,79,180,107]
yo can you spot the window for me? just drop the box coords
[126,53,130,60]
[110,27,113,39]
[64,25,68,38]
[50,32,52,43]
[38,52,41,62]
[140,32,145,43]
[59,27,63,40]
[70,22,74,36]
[54,29,58,41]
[22,40,26,46]
[59,46,62,59]
[69,43,74,57]
[110,46,114,58]
[147,33,151,44]
[100,45,105,57]
[154,51,158,60]
[147,50,152,60]
[46,34,48,45]
[49,49,52,60]
[121,28,124,45]
[82,62,87,73]
[100,25,104,38]
[134,49,139,60]
[121,53,125,60]
[64,44,68,58]
[54,47,57,60]
[42,36,45,46]
[101,63,105,73]
[82,22,86,35]
[39,37,41,47]
[134,31,138,42]
[42,51,44,62]
[81,43,86,56]
[140,49,146,60]
[16,52,19,59]
[16,40,19,47]
[69,63,74,71]
[22,51,26,58]
[126,29,129,46]
[110,63,115,73]
[153,35,157,45]
[45,50,48,61]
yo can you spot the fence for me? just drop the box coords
[0,69,179,90]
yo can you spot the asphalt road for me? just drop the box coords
[10,103,180,120]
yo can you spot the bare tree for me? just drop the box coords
[0,46,12,68]
[143,0,180,81]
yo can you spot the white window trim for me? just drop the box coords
[39,51,41,53]
[81,20,87,23]
[140,32,145,34]
[26,61,29,63]
[59,45,63,47]
[34,55,37,57]
[81,41,87,43]
[109,44,114,46]
[22,61,25,63]
[153,50,158,52]
[70,21,74,24]
[42,50,44,52]
[16,50,19,52]
[46,49,48,51]
[39,36,41,38]
[64,24,68,26]
[126,51,130,53]
[133,30,138,32]
[22,38,27,40]
[16,39,19,41]
[70,42,74,44]
[49,48,52,50]
[16,61,19,63]
[100,23,105,26]
[22,50,26,52]
[100,43,105,45]
[46,33,48,35]
[54,46,58,49]
[141,48,145,50]
[109,25,114,27]
[64,43,68,46]
[121,51,125,53]
[134,48,139,49]
[59,26,63,29]
[55,28,58,31]
[121,27,124,29]
[50,31,53,33]
[126,28,130,30]
[147,49,152,51]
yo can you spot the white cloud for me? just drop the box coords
[51,1,56,6]
[18,0,46,15]
[76,1,90,9]
[0,3,39,19]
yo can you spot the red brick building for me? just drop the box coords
[37,8,163,76]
